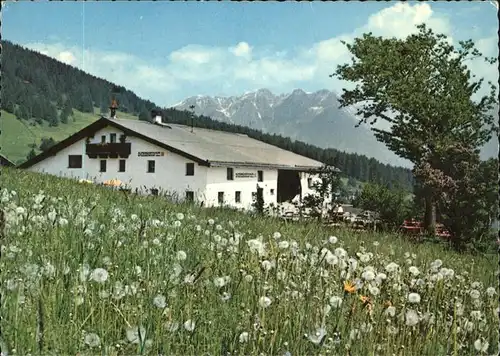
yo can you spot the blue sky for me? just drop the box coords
[3,1,498,107]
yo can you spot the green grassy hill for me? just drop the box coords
[0,167,496,355]
[1,108,138,164]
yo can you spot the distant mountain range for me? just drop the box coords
[173,89,498,166]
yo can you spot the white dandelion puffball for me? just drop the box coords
[214,277,226,288]
[183,319,196,332]
[329,295,343,308]
[328,235,338,244]
[486,287,496,297]
[409,266,420,276]
[385,306,396,317]
[474,339,489,353]
[239,331,249,343]
[278,240,289,249]
[176,250,187,261]
[126,325,146,344]
[405,309,419,326]
[470,289,481,300]
[90,268,109,283]
[176,212,184,220]
[259,296,272,308]
[369,285,380,296]
[408,293,421,304]
[308,327,327,345]
[84,332,101,348]
[153,294,167,309]
[385,262,399,273]
[362,270,375,281]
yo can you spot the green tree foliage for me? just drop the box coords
[423,146,498,250]
[138,108,151,122]
[354,183,411,230]
[332,23,497,233]
[302,166,342,220]
[26,148,37,161]
[39,137,57,152]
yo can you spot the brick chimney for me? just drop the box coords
[110,99,118,119]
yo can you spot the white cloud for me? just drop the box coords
[230,42,252,60]
[57,51,76,65]
[24,2,497,107]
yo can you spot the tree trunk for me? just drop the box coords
[423,194,436,235]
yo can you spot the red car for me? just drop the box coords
[400,219,451,239]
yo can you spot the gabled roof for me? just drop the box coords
[19,117,328,171]
[0,154,14,167]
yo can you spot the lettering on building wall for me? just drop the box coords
[235,172,256,178]
[138,152,165,157]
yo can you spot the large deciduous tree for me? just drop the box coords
[332,23,497,234]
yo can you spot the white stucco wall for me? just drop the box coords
[29,126,209,201]
[204,167,277,210]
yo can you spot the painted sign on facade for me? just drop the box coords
[235,172,256,178]
[138,152,165,157]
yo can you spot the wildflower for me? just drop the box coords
[329,295,343,308]
[408,293,421,304]
[359,253,371,263]
[328,236,338,244]
[368,285,380,296]
[308,327,327,345]
[220,292,231,302]
[208,219,215,225]
[334,247,347,258]
[385,306,396,317]
[486,287,496,297]
[273,232,282,239]
[430,259,443,270]
[176,213,184,220]
[261,260,273,271]
[278,240,289,249]
[349,329,360,341]
[361,270,375,281]
[176,250,187,261]
[239,331,249,343]
[375,273,387,284]
[126,325,146,344]
[344,281,356,294]
[385,262,399,273]
[474,339,489,353]
[214,277,226,288]
[84,333,101,348]
[405,309,419,326]
[470,310,482,321]
[153,295,167,309]
[409,266,420,276]
[470,289,481,300]
[183,319,195,332]
[90,268,109,283]
[259,296,272,308]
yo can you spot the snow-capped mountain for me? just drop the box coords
[173,88,412,167]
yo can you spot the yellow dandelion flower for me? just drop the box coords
[344,280,356,294]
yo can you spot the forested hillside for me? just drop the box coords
[0,40,414,190]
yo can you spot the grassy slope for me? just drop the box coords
[0,108,138,163]
[0,168,496,355]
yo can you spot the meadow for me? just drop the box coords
[0,168,497,355]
